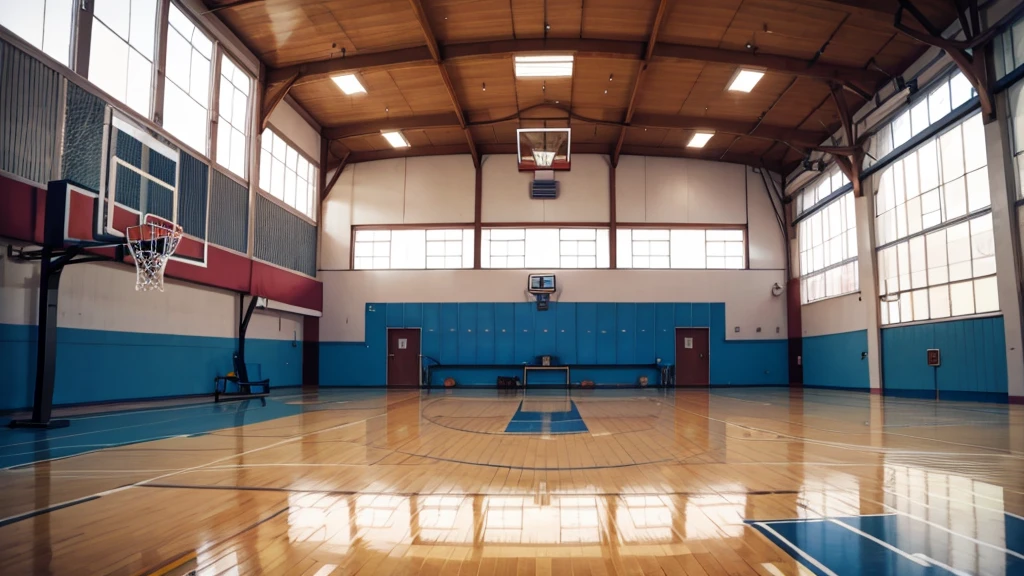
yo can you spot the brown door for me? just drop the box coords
[676,328,710,386]
[387,329,421,387]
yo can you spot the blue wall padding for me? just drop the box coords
[881,315,1007,396]
[803,330,870,389]
[0,324,302,411]
[320,302,789,386]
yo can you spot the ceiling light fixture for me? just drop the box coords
[687,132,714,148]
[514,55,573,78]
[382,131,409,148]
[727,67,766,92]
[331,74,366,95]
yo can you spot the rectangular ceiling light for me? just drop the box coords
[514,55,574,78]
[687,132,714,148]
[331,73,366,95]
[727,67,765,92]
[382,131,409,148]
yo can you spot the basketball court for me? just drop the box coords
[2,0,1024,574]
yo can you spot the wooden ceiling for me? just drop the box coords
[208,0,958,173]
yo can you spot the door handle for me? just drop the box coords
[699,353,704,359]
[388,353,395,358]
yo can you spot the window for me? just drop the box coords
[162,3,212,154]
[795,167,849,216]
[0,0,75,65]
[481,228,610,269]
[875,113,997,326]
[616,229,744,269]
[868,72,976,167]
[352,229,473,270]
[875,113,989,247]
[994,15,1024,80]
[799,191,859,304]
[259,128,317,220]
[217,54,251,179]
[89,0,158,117]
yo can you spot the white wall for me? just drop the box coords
[352,156,476,225]
[615,155,747,224]
[746,168,786,270]
[0,240,300,340]
[320,268,787,342]
[268,100,320,163]
[801,294,867,337]
[481,154,610,222]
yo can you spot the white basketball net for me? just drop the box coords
[532,150,556,167]
[125,217,183,292]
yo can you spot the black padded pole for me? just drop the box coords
[10,248,70,428]
[236,295,259,382]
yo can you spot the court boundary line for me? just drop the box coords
[753,522,838,576]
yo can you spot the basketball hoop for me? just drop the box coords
[125,215,183,292]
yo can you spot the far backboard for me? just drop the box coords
[517,128,571,171]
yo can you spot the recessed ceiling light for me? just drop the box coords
[381,131,409,148]
[514,55,573,78]
[331,74,366,95]
[687,132,714,148]
[727,67,765,92]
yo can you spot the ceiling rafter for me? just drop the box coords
[322,107,830,150]
[407,0,479,167]
[613,0,670,167]
[266,38,883,87]
[344,142,787,173]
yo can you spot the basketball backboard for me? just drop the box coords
[517,128,571,171]
[54,109,208,267]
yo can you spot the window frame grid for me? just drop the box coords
[616,227,746,270]
[798,190,860,305]
[161,1,214,155]
[481,227,610,270]
[213,50,252,181]
[866,70,977,171]
[258,125,319,223]
[873,112,990,249]
[874,111,998,327]
[351,226,475,270]
[87,0,160,119]
[876,212,998,326]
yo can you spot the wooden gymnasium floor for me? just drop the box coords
[1,387,1022,575]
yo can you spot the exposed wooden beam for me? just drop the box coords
[345,142,786,173]
[324,110,830,149]
[407,0,440,62]
[614,0,670,167]
[628,114,827,147]
[267,47,435,85]
[408,0,478,167]
[323,113,462,140]
[651,43,878,85]
[893,0,1024,119]
[202,0,264,12]
[828,83,864,196]
[260,72,299,131]
[800,0,897,16]
[321,152,349,201]
[268,38,883,87]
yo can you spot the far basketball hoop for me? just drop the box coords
[126,214,184,292]
[518,128,571,171]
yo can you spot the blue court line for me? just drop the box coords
[504,400,588,434]
[750,514,1024,576]
[0,398,302,469]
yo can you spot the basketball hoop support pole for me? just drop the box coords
[236,294,259,382]
[8,244,123,429]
